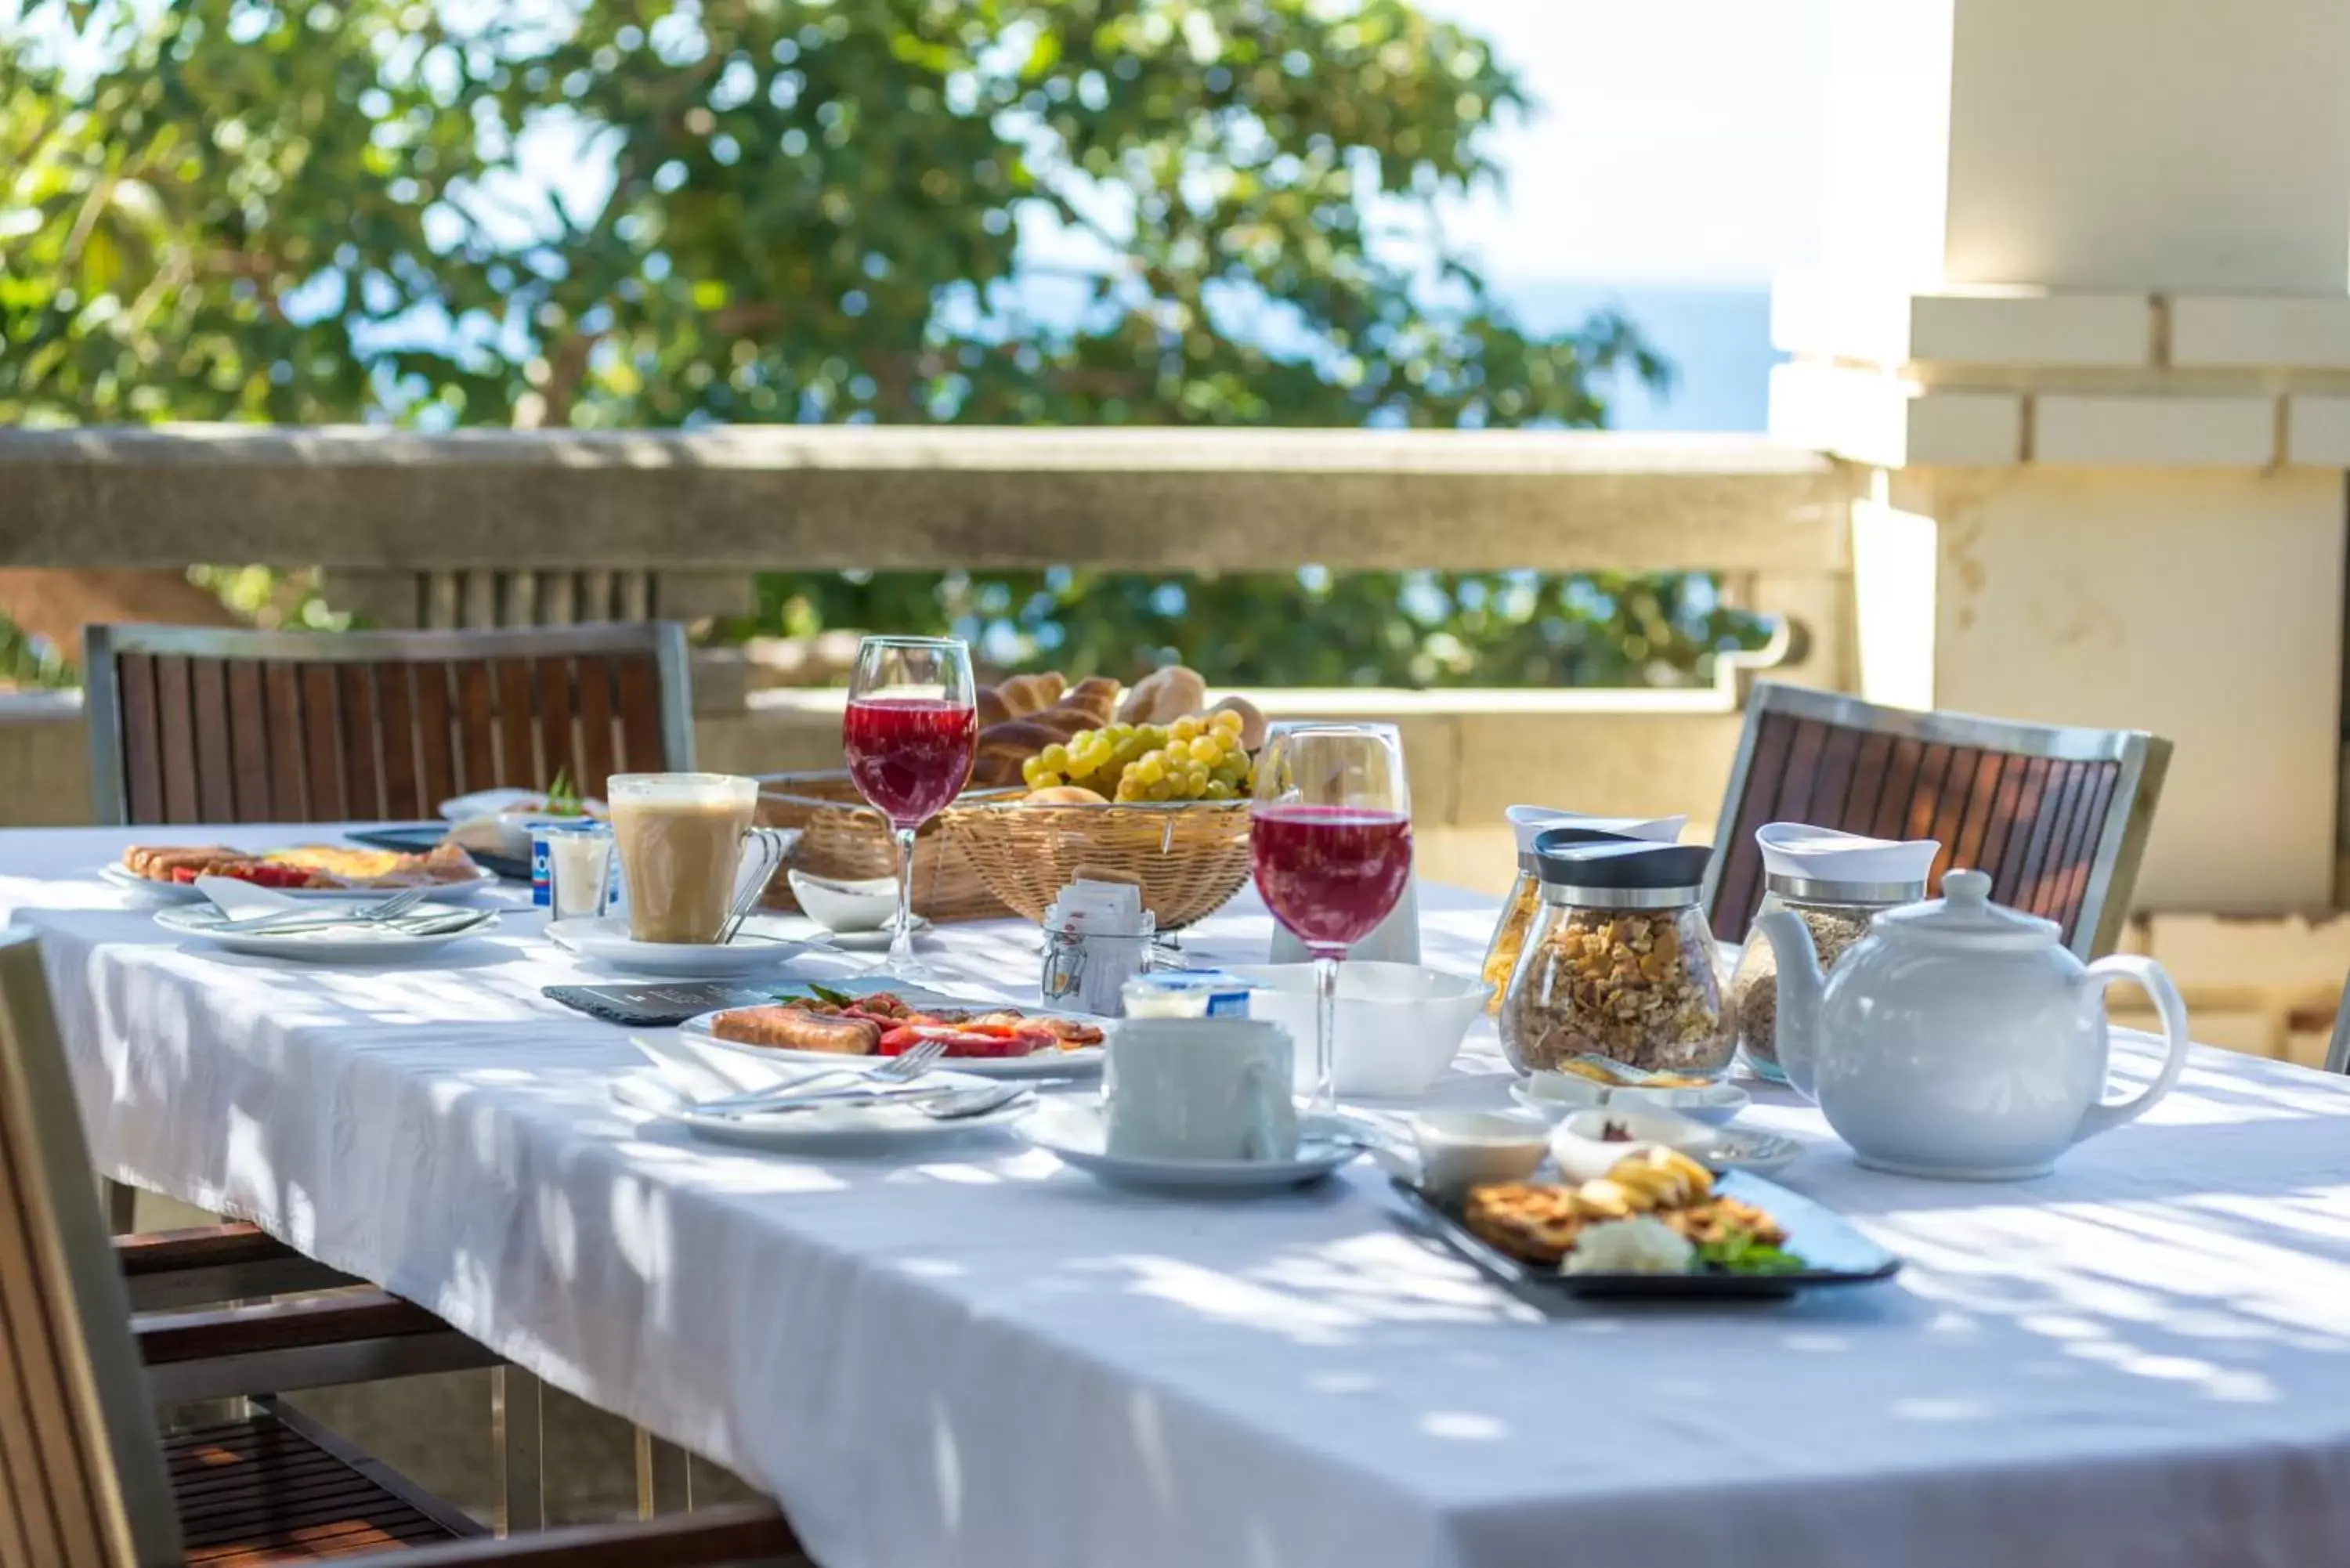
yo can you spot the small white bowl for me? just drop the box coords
[1224,961,1491,1099]
[1408,1110,1552,1195]
[1509,1071,1751,1127]
[786,869,900,933]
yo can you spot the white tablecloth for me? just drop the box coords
[6,824,2350,1568]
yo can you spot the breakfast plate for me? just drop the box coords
[154,901,497,963]
[547,917,839,979]
[676,983,1105,1079]
[1017,1101,1364,1194]
[102,861,504,905]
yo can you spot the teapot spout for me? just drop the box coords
[1754,909,1827,1100]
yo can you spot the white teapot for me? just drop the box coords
[1757,869,2191,1180]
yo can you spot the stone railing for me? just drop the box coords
[0,425,1865,889]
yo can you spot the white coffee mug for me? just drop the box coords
[1104,1018,1298,1163]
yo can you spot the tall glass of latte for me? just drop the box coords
[606,773,765,944]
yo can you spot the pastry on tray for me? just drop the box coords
[1460,1147,1788,1267]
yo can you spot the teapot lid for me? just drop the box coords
[1874,869,2058,948]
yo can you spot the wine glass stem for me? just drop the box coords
[1311,951,1339,1114]
[891,827,918,965]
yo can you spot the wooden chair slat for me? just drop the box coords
[0,1224,68,1567]
[224,662,275,822]
[1987,756,2054,908]
[299,666,345,823]
[156,656,201,825]
[1707,710,1796,939]
[116,652,165,826]
[263,664,309,822]
[1944,748,2005,875]
[412,663,460,810]
[576,657,619,801]
[1902,742,1954,840]
[374,664,422,820]
[190,660,237,822]
[336,666,384,823]
[495,659,540,792]
[1839,729,1895,829]
[613,655,667,774]
[536,657,580,793]
[1704,684,2170,959]
[1866,736,1923,840]
[451,662,497,799]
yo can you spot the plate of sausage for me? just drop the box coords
[679,983,1106,1078]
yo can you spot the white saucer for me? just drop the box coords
[1017,1101,1365,1194]
[548,917,828,978]
[757,912,931,952]
[611,1069,1026,1154]
[154,902,497,963]
[103,862,503,905]
[1509,1072,1750,1127]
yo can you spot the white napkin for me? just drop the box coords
[1755,823,1940,884]
[1506,805,1687,854]
[192,876,306,920]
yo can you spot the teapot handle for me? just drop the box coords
[2073,955,2192,1143]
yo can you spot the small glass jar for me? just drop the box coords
[1478,828,1636,1016]
[1728,875,1919,1083]
[1499,840,1732,1079]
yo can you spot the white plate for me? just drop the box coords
[154,902,497,963]
[610,1068,1026,1154]
[757,912,931,952]
[1509,1072,1751,1127]
[677,999,1105,1079]
[1551,1106,1802,1180]
[1018,1101,1364,1193]
[102,861,504,905]
[548,917,830,978]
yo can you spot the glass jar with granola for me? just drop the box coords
[1499,840,1730,1078]
[1726,825,1939,1083]
[1478,823,1643,1014]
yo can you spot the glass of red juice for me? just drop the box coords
[1250,725,1413,1112]
[844,635,978,981]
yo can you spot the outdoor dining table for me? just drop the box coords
[5,821,2350,1568]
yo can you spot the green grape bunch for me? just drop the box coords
[1021,711,1253,803]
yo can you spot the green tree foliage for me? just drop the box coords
[1,0,1762,688]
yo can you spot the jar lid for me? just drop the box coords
[1532,839,1712,898]
[1755,823,1938,887]
[1507,805,1686,856]
[1521,824,1639,871]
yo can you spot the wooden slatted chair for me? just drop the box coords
[1704,681,2171,959]
[0,928,804,1567]
[2324,990,2349,1077]
[81,623,694,827]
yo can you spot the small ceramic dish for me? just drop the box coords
[786,869,902,933]
[1509,1071,1750,1127]
[1408,1110,1552,1195]
[1222,961,1489,1098]
[1551,1106,1802,1180]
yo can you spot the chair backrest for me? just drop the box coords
[0,931,180,1567]
[2325,985,2350,1077]
[82,622,695,826]
[1704,681,2171,958]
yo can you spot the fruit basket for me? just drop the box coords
[944,798,1253,930]
[754,772,1015,923]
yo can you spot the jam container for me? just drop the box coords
[1499,839,1731,1079]
[1726,824,1939,1084]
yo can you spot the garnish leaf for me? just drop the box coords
[1694,1227,1810,1277]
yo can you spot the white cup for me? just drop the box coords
[1104,1018,1298,1163]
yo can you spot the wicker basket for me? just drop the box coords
[754,772,1014,923]
[945,799,1253,930]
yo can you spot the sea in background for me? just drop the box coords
[1498,283,1776,432]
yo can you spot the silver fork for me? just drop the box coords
[208,887,433,932]
[691,1038,949,1115]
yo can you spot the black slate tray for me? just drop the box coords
[345,824,531,884]
[1390,1169,1901,1301]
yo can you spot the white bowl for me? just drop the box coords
[1224,961,1490,1099]
[786,869,900,933]
[1508,1072,1751,1127]
[1409,1109,1551,1195]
